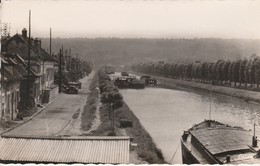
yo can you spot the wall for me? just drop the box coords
[0,82,20,121]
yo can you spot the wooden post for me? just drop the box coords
[27,10,31,102]
[59,49,62,93]
[112,107,115,135]
[49,28,52,56]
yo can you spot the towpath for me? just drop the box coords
[2,72,94,138]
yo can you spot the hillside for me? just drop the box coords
[41,38,260,67]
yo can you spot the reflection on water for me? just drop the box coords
[120,87,260,164]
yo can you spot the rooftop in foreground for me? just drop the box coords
[0,136,130,164]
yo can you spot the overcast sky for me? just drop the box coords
[1,0,260,39]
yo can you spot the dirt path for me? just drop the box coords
[2,72,94,138]
[83,91,101,134]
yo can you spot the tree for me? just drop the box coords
[222,61,230,84]
[244,59,252,88]
[197,62,207,83]
[233,60,241,87]
[249,57,258,87]
[192,63,199,81]
[101,90,123,136]
[254,58,260,88]
[228,62,235,86]
[184,63,192,80]
[216,60,225,85]
[239,59,247,87]
[207,62,214,82]
[212,61,219,84]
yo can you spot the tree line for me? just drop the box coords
[132,54,260,88]
[98,67,123,135]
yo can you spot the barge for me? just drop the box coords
[181,120,260,164]
[140,75,157,86]
[114,76,145,89]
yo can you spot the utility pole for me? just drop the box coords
[59,49,62,93]
[27,10,31,103]
[76,53,79,72]
[49,28,52,56]
[69,48,71,70]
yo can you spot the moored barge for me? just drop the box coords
[181,120,260,164]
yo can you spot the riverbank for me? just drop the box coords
[81,71,166,164]
[136,74,260,104]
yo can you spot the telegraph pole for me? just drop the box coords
[59,49,62,93]
[27,10,31,102]
[69,48,71,70]
[49,28,52,56]
[76,53,79,72]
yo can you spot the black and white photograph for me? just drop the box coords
[1,0,260,164]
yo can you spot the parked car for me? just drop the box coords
[65,82,79,94]
[76,81,81,89]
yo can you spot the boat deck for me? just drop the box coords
[181,120,260,164]
[190,126,252,155]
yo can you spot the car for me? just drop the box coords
[76,81,82,89]
[66,82,79,94]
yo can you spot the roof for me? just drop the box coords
[15,54,41,77]
[39,48,56,61]
[0,136,130,164]
[2,34,43,60]
[1,55,24,83]
[2,34,55,62]
[191,127,252,155]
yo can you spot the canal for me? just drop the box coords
[120,86,260,164]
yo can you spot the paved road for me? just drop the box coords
[2,72,94,138]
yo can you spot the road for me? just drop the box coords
[2,72,94,138]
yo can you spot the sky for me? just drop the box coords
[1,0,260,39]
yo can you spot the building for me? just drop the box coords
[0,53,24,121]
[1,28,58,106]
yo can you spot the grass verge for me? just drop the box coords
[81,73,99,132]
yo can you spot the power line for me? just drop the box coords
[168,142,181,164]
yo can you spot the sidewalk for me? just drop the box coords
[0,93,61,135]
[1,72,94,137]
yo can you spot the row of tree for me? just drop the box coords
[132,54,260,88]
[98,67,123,135]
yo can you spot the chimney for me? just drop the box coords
[34,38,38,46]
[30,38,34,47]
[34,38,41,53]
[226,155,231,163]
[39,39,42,49]
[252,136,258,147]
[22,28,27,38]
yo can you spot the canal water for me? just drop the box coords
[120,86,260,164]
